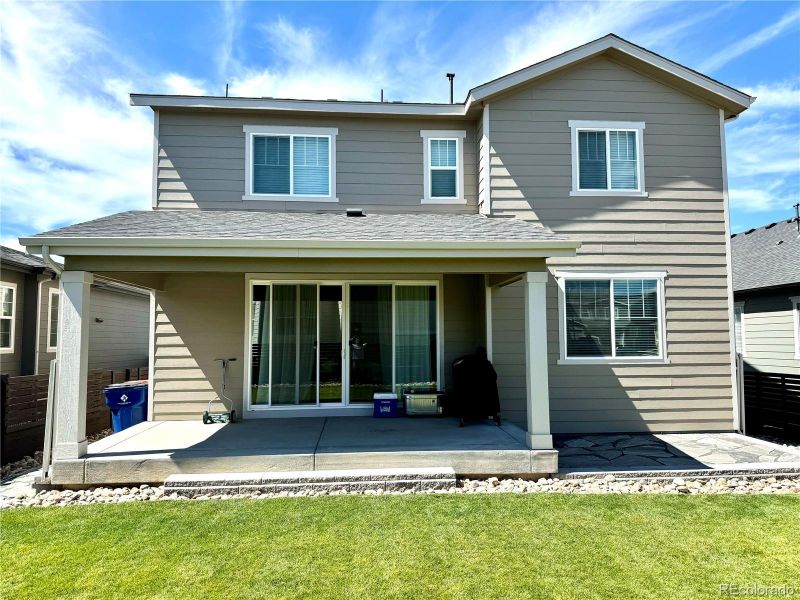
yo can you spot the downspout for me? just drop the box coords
[41,245,63,276]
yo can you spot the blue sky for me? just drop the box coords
[1,1,799,249]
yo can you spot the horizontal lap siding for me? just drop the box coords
[87,288,150,371]
[152,274,246,420]
[489,57,735,433]
[740,287,800,375]
[156,112,477,213]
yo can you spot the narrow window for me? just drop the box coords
[790,297,800,359]
[48,290,60,352]
[560,275,664,360]
[0,284,15,351]
[429,139,458,198]
[733,303,745,356]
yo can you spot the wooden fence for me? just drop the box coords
[1,366,148,464]
[743,371,800,443]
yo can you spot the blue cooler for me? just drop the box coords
[373,393,399,418]
[104,381,149,432]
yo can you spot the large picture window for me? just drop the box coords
[243,125,337,201]
[557,272,666,362]
[569,120,646,196]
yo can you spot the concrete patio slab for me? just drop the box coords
[48,417,553,486]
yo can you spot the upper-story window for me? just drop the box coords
[420,130,466,204]
[243,125,338,202]
[568,121,647,197]
[0,283,16,352]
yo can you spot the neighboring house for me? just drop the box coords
[20,34,755,483]
[731,218,800,375]
[0,246,151,376]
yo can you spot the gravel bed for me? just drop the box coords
[2,474,799,509]
[1,429,113,480]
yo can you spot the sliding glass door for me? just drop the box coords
[249,281,439,410]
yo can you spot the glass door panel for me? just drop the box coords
[319,285,343,403]
[395,285,437,393]
[348,285,393,403]
[270,284,317,405]
[250,285,270,405]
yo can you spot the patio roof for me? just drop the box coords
[21,210,580,259]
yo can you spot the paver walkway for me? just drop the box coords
[555,432,800,472]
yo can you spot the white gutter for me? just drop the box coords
[41,245,63,276]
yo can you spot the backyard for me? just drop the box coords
[2,493,798,599]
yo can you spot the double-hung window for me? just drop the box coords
[0,283,16,352]
[733,301,746,356]
[243,126,338,201]
[556,272,666,362]
[569,121,646,196]
[791,296,800,359]
[421,130,466,204]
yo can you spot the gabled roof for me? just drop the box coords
[20,210,580,259]
[731,218,800,292]
[130,34,753,118]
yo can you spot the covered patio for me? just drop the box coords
[21,211,580,486]
[61,417,555,485]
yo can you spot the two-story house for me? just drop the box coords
[22,34,753,486]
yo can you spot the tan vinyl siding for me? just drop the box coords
[36,278,58,375]
[739,287,800,376]
[488,56,735,433]
[0,270,25,376]
[152,273,246,420]
[156,111,477,213]
[476,114,486,214]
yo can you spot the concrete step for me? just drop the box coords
[164,466,457,497]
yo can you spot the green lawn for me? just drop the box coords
[2,494,798,599]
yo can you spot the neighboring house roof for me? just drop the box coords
[0,245,59,272]
[20,210,580,258]
[130,34,752,119]
[731,218,800,293]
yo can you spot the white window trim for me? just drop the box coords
[420,130,466,204]
[554,270,668,365]
[733,300,747,357]
[0,282,16,353]
[47,288,59,353]
[568,120,647,197]
[790,296,800,359]
[243,125,338,202]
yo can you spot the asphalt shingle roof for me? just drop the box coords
[0,245,53,271]
[26,210,570,244]
[731,218,800,292]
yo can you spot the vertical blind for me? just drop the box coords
[565,278,660,358]
[253,135,330,196]
[430,139,457,197]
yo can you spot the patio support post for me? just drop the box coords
[53,271,93,460]
[523,271,552,449]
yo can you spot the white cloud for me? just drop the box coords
[260,18,318,66]
[161,74,208,96]
[0,1,152,246]
[728,187,781,213]
[700,7,800,72]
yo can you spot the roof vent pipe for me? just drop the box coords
[446,73,455,103]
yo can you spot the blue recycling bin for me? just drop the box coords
[104,381,148,432]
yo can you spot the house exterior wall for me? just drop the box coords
[737,286,800,376]
[155,110,477,213]
[487,57,735,433]
[37,281,150,375]
[150,271,485,420]
[0,269,26,376]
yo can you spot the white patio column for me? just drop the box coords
[53,271,93,460]
[523,271,552,449]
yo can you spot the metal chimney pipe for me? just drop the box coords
[446,73,455,103]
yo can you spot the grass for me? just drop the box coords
[2,494,799,599]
